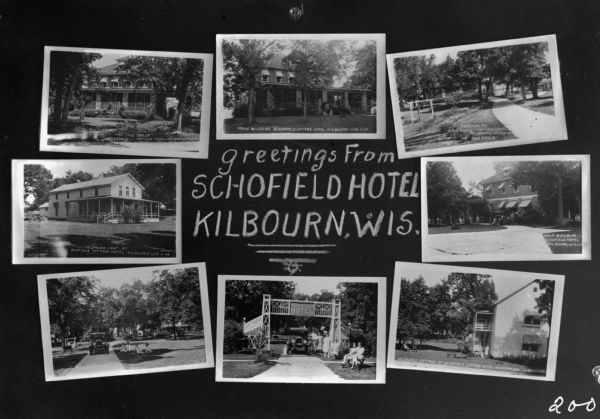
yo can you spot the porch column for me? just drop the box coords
[110,198,113,213]
[361,92,368,113]
[86,200,89,218]
[322,88,327,102]
[97,199,100,214]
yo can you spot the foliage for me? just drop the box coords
[510,161,582,224]
[24,164,54,208]
[534,280,555,325]
[223,320,246,354]
[426,161,468,223]
[397,277,432,345]
[121,205,143,223]
[338,282,378,352]
[348,41,377,95]
[51,170,94,190]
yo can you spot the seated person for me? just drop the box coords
[351,342,366,369]
[342,342,358,367]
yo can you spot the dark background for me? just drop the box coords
[1,0,599,417]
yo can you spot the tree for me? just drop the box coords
[222,39,278,124]
[444,272,498,335]
[148,267,202,339]
[46,276,97,344]
[49,51,102,129]
[510,161,582,225]
[338,282,378,351]
[120,56,204,130]
[534,280,555,325]
[103,163,177,209]
[394,55,439,107]
[397,277,431,348]
[348,41,377,95]
[52,170,94,189]
[426,161,468,224]
[24,164,54,209]
[509,43,550,101]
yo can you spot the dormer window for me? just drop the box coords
[119,186,123,196]
[79,190,83,197]
[261,75,269,82]
[94,188,99,196]
[524,315,541,326]
[513,184,519,193]
[125,81,132,88]
[111,81,119,87]
[289,77,295,84]
[497,182,506,195]
[275,76,283,83]
[100,82,107,88]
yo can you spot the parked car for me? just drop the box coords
[63,338,77,352]
[287,328,310,354]
[88,333,109,355]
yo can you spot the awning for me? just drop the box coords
[505,200,518,209]
[519,199,532,208]
[496,200,506,208]
[523,334,541,344]
[484,185,492,191]
[288,72,295,78]
[275,70,284,77]
[111,77,119,82]
[261,70,270,76]
[497,182,506,189]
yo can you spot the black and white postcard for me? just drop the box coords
[215,275,386,384]
[387,35,567,158]
[388,262,564,381]
[216,33,386,140]
[38,263,213,381]
[40,46,213,158]
[421,155,590,262]
[12,159,181,264]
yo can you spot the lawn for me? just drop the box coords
[402,102,516,151]
[52,350,88,376]
[513,97,555,116]
[324,361,377,380]
[221,354,278,378]
[113,338,206,370]
[223,114,376,134]
[428,224,508,235]
[24,216,176,258]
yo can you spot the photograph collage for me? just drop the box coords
[2,1,598,416]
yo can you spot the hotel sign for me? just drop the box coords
[290,301,316,316]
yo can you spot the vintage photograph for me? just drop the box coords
[215,275,386,383]
[38,263,213,381]
[216,33,386,139]
[388,262,564,381]
[421,155,590,262]
[40,46,213,158]
[12,159,181,264]
[387,35,567,158]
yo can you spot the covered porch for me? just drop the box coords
[64,197,162,223]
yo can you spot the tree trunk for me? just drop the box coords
[172,318,177,340]
[53,72,65,122]
[60,66,82,130]
[248,87,255,125]
[505,78,510,96]
[530,81,539,99]
[556,174,565,225]
[478,81,483,101]
[176,101,184,132]
[520,81,527,101]
[303,87,307,122]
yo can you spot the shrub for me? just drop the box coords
[122,205,143,223]
[121,110,149,120]
[223,320,246,354]
[232,103,248,118]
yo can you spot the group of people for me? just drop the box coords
[341,342,366,369]
[306,329,339,359]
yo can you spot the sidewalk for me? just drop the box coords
[253,355,338,381]
[67,344,125,376]
[488,96,565,140]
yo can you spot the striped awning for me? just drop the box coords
[519,199,532,208]
[261,70,270,76]
[485,185,492,191]
[497,182,506,189]
[275,70,284,77]
[505,200,518,209]
[288,72,295,78]
[496,200,506,208]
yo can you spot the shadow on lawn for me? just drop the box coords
[428,224,507,234]
[53,352,87,372]
[114,346,205,364]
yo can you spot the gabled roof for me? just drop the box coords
[480,172,512,185]
[50,173,145,193]
[95,63,121,76]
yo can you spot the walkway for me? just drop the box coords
[425,224,569,258]
[67,344,125,377]
[488,97,565,140]
[253,355,338,381]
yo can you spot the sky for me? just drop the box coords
[401,266,534,301]
[58,266,187,290]
[451,159,497,188]
[91,53,124,69]
[293,278,343,296]
[36,160,125,178]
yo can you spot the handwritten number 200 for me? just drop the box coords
[549,396,596,414]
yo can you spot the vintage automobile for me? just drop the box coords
[287,327,310,355]
[63,337,77,352]
[88,333,109,355]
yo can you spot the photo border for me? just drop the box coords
[215,275,387,384]
[387,34,567,158]
[387,262,564,381]
[421,154,591,262]
[37,262,214,382]
[216,33,386,140]
[12,158,182,264]
[39,46,213,159]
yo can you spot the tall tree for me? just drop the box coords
[426,161,468,224]
[534,279,555,325]
[444,273,497,335]
[348,41,377,95]
[338,282,378,350]
[24,164,54,209]
[287,40,346,121]
[148,267,202,339]
[49,51,102,129]
[222,39,278,124]
[120,56,204,130]
[46,276,97,344]
[509,43,550,101]
[510,161,581,225]
[52,170,94,189]
[397,277,432,347]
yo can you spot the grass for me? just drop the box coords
[324,361,377,380]
[24,216,176,258]
[52,350,88,376]
[428,224,508,235]
[113,338,206,370]
[543,226,582,254]
[395,349,546,376]
[224,114,376,134]
[512,95,555,116]
[221,360,276,378]
[402,101,517,151]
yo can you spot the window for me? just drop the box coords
[65,202,69,217]
[55,193,58,200]
[261,75,269,82]
[125,81,132,88]
[94,188,99,197]
[524,315,541,326]
[275,76,283,83]
[111,81,119,87]
[66,192,70,199]
[126,186,129,197]
[522,335,541,352]
[138,81,147,88]
[499,185,506,195]
[288,77,295,84]
[79,190,83,198]
[119,186,123,196]
[132,187,136,197]
[503,169,510,176]
[100,82,107,88]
